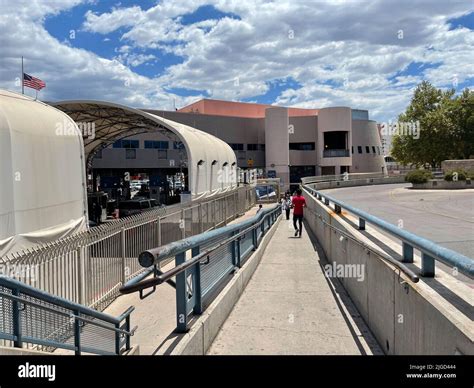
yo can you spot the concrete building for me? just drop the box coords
[90,99,386,191]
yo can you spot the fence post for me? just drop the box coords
[121,227,126,285]
[77,247,85,305]
[359,218,365,230]
[12,287,22,348]
[198,204,203,233]
[175,252,188,332]
[214,200,217,228]
[181,209,186,239]
[224,199,227,225]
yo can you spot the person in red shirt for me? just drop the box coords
[291,188,306,237]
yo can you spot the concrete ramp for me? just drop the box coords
[208,217,382,355]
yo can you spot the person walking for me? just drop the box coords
[291,188,306,237]
[282,194,291,220]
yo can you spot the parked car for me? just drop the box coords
[118,198,158,218]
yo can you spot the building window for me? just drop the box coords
[157,150,167,159]
[247,144,265,151]
[229,143,244,151]
[351,109,369,120]
[372,146,376,154]
[125,149,136,159]
[358,146,362,154]
[113,139,139,148]
[289,142,315,151]
[351,146,354,154]
[365,146,370,154]
[145,140,169,149]
[95,149,102,159]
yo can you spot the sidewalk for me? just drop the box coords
[208,214,383,355]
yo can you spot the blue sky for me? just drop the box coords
[1,0,473,121]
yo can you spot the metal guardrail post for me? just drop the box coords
[175,252,188,332]
[421,253,435,277]
[74,310,81,355]
[192,246,202,315]
[359,218,365,230]
[12,287,22,348]
[402,242,414,263]
[114,321,120,355]
[235,236,242,267]
[334,204,342,214]
[324,198,329,205]
[252,227,258,250]
[125,314,131,351]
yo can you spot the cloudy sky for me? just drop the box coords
[0,0,472,121]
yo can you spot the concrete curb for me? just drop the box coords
[169,215,282,355]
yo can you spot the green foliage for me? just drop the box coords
[405,169,433,184]
[391,81,474,167]
[444,170,467,181]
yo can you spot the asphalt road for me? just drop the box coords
[321,183,474,259]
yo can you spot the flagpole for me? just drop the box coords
[21,56,24,95]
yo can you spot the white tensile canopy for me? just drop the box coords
[53,100,238,199]
[0,90,88,257]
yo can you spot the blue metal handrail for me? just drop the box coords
[0,276,136,355]
[121,204,281,332]
[303,186,474,279]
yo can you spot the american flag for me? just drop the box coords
[23,73,46,91]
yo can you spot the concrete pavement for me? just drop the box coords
[208,214,383,355]
[322,183,474,258]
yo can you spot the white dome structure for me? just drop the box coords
[0,90,88,256]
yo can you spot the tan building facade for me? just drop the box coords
[92,99,386,191]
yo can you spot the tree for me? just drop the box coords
[391,81,473,167]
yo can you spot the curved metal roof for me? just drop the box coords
[52,100,237,197]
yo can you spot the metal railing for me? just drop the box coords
[303,186,474,279]
[0,186,256,316]
[120,204,281,332]
[0,276,135,355]
[301,172,387,185]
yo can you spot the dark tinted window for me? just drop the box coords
[289,142,315,151]
[119,201,141,210]
[357,146,362,154]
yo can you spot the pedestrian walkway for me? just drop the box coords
[96,204,276,355]
[208,215,383,355]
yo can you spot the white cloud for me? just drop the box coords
[0,0,472,121]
